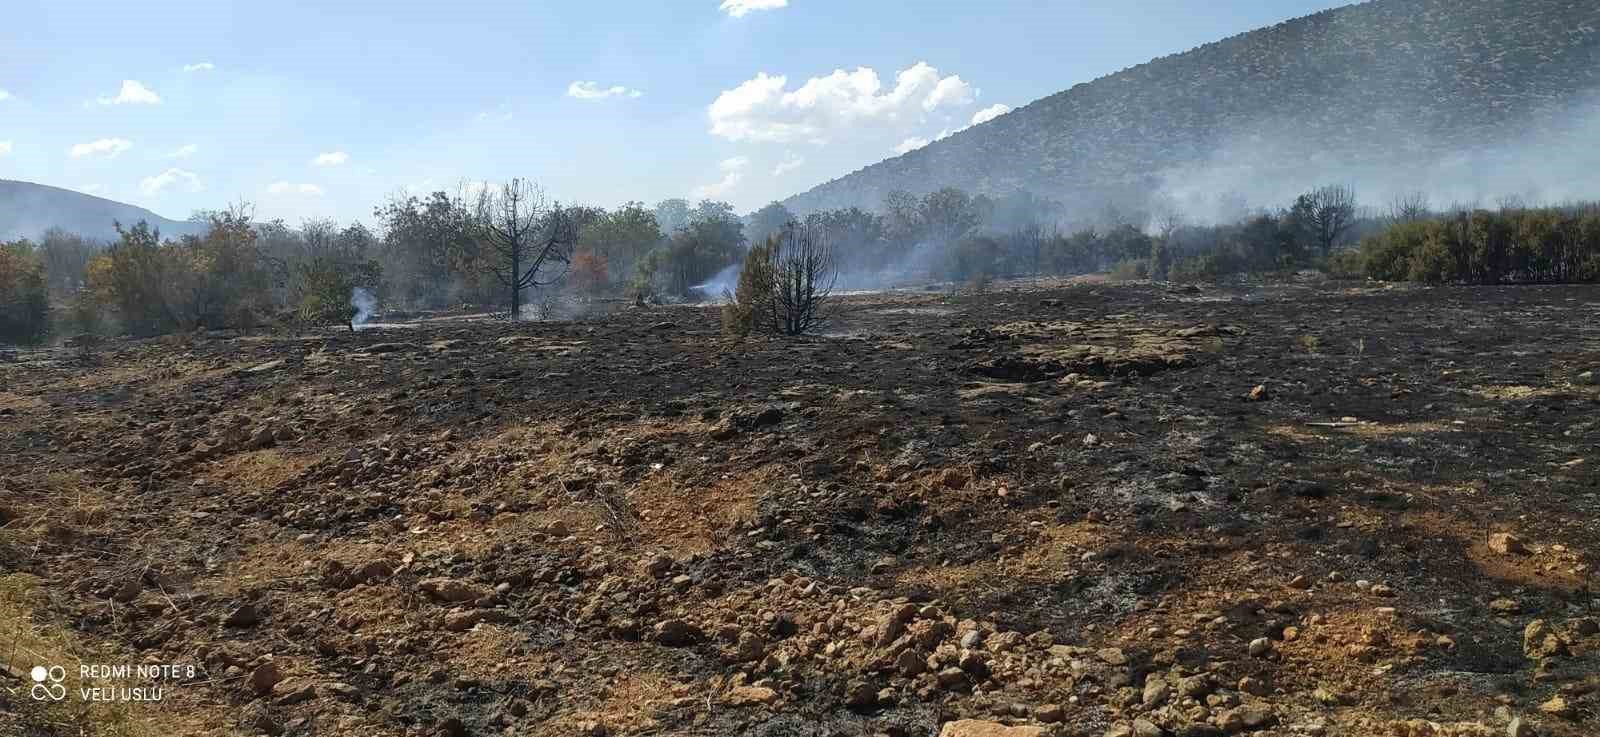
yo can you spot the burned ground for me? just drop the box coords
[1,279,1598,737]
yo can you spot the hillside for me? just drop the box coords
[0,179,205,243]
[783,0,1600,216]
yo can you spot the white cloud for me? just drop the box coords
[139,168,202,195]
[69,138,133,158]
[169,143,199,158]
[97,80,161,105]
[719,0,787,17]
[692,157,749,199]
[970,103,1012,126]
[773,151,805,176]
[892,136,930,155]
[311,151,349,166]
[0,89,10,101]
[183,62,215,72]
[267,181,324,196]
[567,81,643,100]
[0,141,11,156]
[709,62,977,144]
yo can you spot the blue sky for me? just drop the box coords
[0,0,1348,225]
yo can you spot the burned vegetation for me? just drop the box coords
[2,277,1598,737]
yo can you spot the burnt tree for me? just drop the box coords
[474,179,577,319]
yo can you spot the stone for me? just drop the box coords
[726,686,779,707]
[1177,675,1214,699]
[936,720,1047,737]
[273,682,316,706]
[1572,617,1599,637]
[876,603,918,646]
[1506,717,1534,737]
[937,667,970,690]
[1286,575,1311,590]
[735,632,765,662]
[1036,704,1064,723]
[1237,677,1268,696]
[419,577,491,604]
[443,609,485,632]
[1248,637,1273,657]
[1490,598,1521,614]
[1098,647,1129,666]
[1247,385,1268,402]
[894,648,927,676]
[1489,533,1528,556]
[1143,678,1171,707]
[844,680,878,709]
[249,660,284,696]
[1218,706,1275,733]
[642,554,672,577]
[1538,695,1573,719]
[654,619,703,646]
[224,603,262,627]
[1132,719,1164,737]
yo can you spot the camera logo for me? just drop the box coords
[31,665,67,701]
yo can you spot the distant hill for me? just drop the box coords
[782,0,1600,218]
[0,179,205,243]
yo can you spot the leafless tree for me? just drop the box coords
[765,220,837,336]
[472,179,577,319]
[1387,191,1431,224]
[1291,184,1358,258]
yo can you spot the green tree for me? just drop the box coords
[0,240,50,345]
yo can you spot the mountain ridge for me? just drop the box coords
[781,0,1600,217]
[0,179,205,243]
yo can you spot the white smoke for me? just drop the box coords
[692,263,741,303]
[350,287,376,329]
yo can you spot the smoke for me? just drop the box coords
[350,287,376,329]
[691,263,741,303]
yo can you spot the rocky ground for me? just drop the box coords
[1,278,1597,737]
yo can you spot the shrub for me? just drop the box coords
[0,240,51,345]
[1168,255,1218,283]
[721,240,774,336]
[1109,259,1149,281]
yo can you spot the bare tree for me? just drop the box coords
[765,221,837,336]
[1291,184,1358,259]
[472,179,577,319]
[1387,191,1431,224]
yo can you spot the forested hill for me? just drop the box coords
[0,180,204,243]
[782,0,1600,215]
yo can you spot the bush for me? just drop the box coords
[1324,249,1365,280]
[1169,255,1218,283]
[1109,259,1149,281]
[721,240,774,336]
[0,240,51,345]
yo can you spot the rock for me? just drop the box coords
[1573,618,1599,637]
[1098,647,1129,666]
[436,717,467,737]
[1132,719,1165,737]
[1143,678,1171,707]
[1218,706,1276,733]
[642,554,672,577]
[937,720,1047,737]
[274,682,316,706]
[1036,704,1064,723]
[937,667,970,690]
[1246,385,1268,402]
[224,603,262,627]
[844,680,878,709]
[937,467,972,490]
[1370,583,1396,597]
[1490,598,1521,614]
[249,660,284,696]
[1248,637,1273,657]
[1177,675,1214,699]
[1577,370,1596,385]
[735,632,765,662]
[443,609,485,632]
[876,603,918,645]
[1237,677,1268,696]
[726,685,779,707]
[419,577,491,604]
[654,619,703,647]
[1286,575,1311,590]
[1538,695,1573,719]
[1489,533,1528,556]
[1506,717,1534,737]
[895,648,927,676]
[576,720,608,737]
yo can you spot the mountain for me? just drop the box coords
[0,180,206,243]
[782,0,1600,218]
